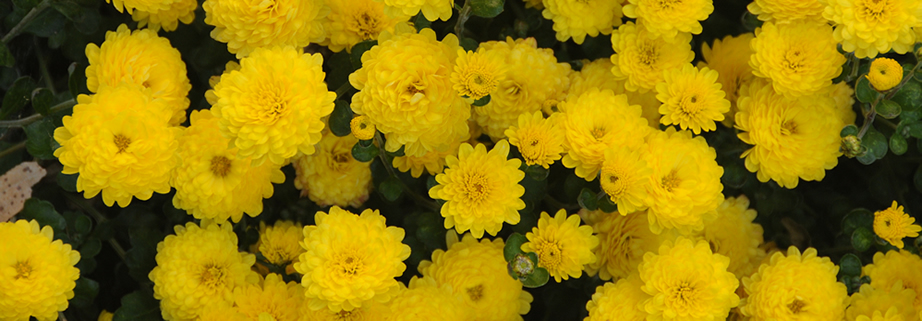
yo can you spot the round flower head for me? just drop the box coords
[600,143,652,215]
[540,0,623,44]
[149,221,259,321]
[750,22,846,97]
[822,0,922,58]
[747,0,825,24]
[428,140,526,238]
[694,195,765,278]
[377,0,452,21]
[656,64,730,134]
[294,207,411,312]
[0,220,81,321]
[585,274,650,321]
[233,273,302,321]
[85,24,191,125]
[106,0,170,14]
[863,250,922,311]
[171,110,286,222]
[505,111,565,169]
[638,237,740,321]
[212,47,336,166]
[623,0,713,42]
[873,201,922,248]
[831,82,858,125]
[300,296,389,321]
[130,0,197,32]
[451,48,506,100]
[292,131,372,208]
[521,210,599,282]
[586,209,678,280]
[392,136,465,178]
[698,33,755,127]
[350,115,376,141]
[740,247,848,320]
[54,84,180,208]
[868,58,904,92]
[611,22,695,92]
[203,0,327,57]
[847,282,918,321]
[384,277,468,321]
[349,27,470,157]
[417,232,533,321]
[321,0,411,52]
[568,58,627,98]
[255,221,305,273]
[735,78,844,189]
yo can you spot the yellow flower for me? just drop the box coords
[451,48,506,100]
[377,0,452,21]
[740,247,848,320]
[623,0,713,42]
[212,47,336,166]
[198,301,248,321]
[746,0,825,24]
[568,58,627,98]
[299,297,389,321]
[130,0,197,32]
[868,58,904,92]
[203,0,327,57]
[656,64,730,134]
[321,0,411,52]
[0,220,81,321]
[856,308,907,321]
[292,131,372,208]
[584,274,650,321]
[85,24,191,125]
[638,237,740,321]
[600,143,652,215]
[586,209,678,280]
[106,0,170,14]
[349,27,470,157]
[831,81,858,125]
[750,22,846,97]
[698,33,755,127]
[540,0,623,44]
[234,273,302,321]
[522,210,599,282]
[428,140,526,238]
[693,195,766,278]
[644,128,724,234]
[350,115,376,141]
[863,250,922,311]
[505,112,565,169]
[847,282,918,321]
[256,221,305,271]
[294,207,411,312]
[149,221,259,321]
[171,110,286,222]
[874,201,922,249]
[384,277,469,321]
[611,22,695,92]
[391,137,465,178]
[54,84,180,208]
[822,0,922,58]
[417,232,533,321]
[735,78,844,189]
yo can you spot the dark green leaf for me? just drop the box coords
[412,13,431,31]
[326,51,352,91]
[851,227,874,252]
[902,109,922,122]
[524,164,548,181]
[741,11,763,31]
[0,43,13,67]
[856,77,878,103]
[80,238,102,258]
[124,228,165,284]
[1,76,36,120]
[503,233,527,262]
[24,9,66,38]
[30,88,53,116]
[470,0,505,18]
[73,213,92,235]
[721,162,748,189]
[113,290,161,321]
[23,118,56,160]
[915,164,922,194]
[839,254,862,276]
[352,141,379,162]
[904,122,922,138]
[876,100,901,119]
[598,196,618,213]
[70,277,99,308]
[350,40,377,70]
[578,188,598,211]
[890,133,908,155]
[329,100,353,137]
[460,37,478,52]
[50,0,82,21]
[67,62,80,100]
[379,176,403,202]
[71,5,100,35]
[19,199,66,233]
[56,172,78,192]
[840,124,859,137]
[521,267,549,288]
[12,0,39,10]
[892,79,922,112]
[472,95,491,106]
[864,128,888,160]
[856,148,877,165]
[841,208,873,236]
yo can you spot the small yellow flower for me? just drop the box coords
[378,0,453,22]
[867,58,904,92]
[750,22,846,97]
[585,209,678,280]
[350,115,376,140]
[452,49,506,100]
[698,33,755,127]
[694,195,766,279]
[540,0,623,44]
[130,0,197,32]
[385,277,469,321]
[873,201,922,249]
[863,250,922,311]
[255,221,304,271]
[521,210,599,282]
[585,274,649,321]
[846,282,918,321]
[611,22,695,92]
[504,112,565,169]
[392,137,465,178]
[292,131,373,208]
[233,273,302,321]
[856,308,906,321]
[822,0,922,58]
[203,0,327,57]
[747,0,825,24]
[98,310,114,321]
[623,0,713,42]
[599,144,651,215]
[656,64,730,134]
[321,0,411,52]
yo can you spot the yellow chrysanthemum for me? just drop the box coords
[391,136,465,178]
[599,143,651,215]
[212,47,335,166]
[0,220,80,321]
[505,112,565,169]
[822,0,922,58]
[300,297,390,321]
[322,0,411,52]
[868,58,904,92]
[863,250,922,311]
[585,209,678,280]
[735,78,844,189]
[417,232,533,321]
[638,237,740,321]
[521,210,599,282]
[350,115,376,141]
[568,58,626,98]
[740,247,848,320]
[203,0,327,57]
[149,221,259,321]
[428,140,526,238]
[474,37,572,139]
[857,308,907,321]
[611,22,695,92]
[693,195,765,278]
[205,61,242,106]
[349,27,470,157]
[84,24,191,125]
[130,0,197,32]
[831,81,858,125]
[750,22,846,97]
[584,274,650,321]
[54,84,180,208]
[656,64,730,134]
[106,0,170,15]
[747,0,825,24]
[623,0,712,42]
[292,131,372,208]
[451,48,506,100]
[256,221,305,271]
[376,0,451,21]
[197,301,248,321]
[698,33,755,127]
[172,110,285,222]
[294,207,410,312]
[234,273,302,321]
[541,0,623,44]
[847,282,918,321]
[383,277,468,321]
[873,201,922,248]
[644,128,723,234]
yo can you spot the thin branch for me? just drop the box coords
[0,98,75,128]
[65,194,128,260]
[2,0,52,44]
[0,141,25,159]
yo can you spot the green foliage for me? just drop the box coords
[856,76,879,103]
[23,118,55,159]
[329,100,354,137]
[113,290,161,321]
[352,140,379,162]
[1,76,35,120]
[470,0,505,18]
[876,99,901,119]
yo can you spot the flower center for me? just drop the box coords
[655,0,683,10]
[787,298,806,314]
[334,252,364,276]
[781,120,797,136]
[590,126,607,141]
[200,263,227,289]
[253,82,292,124]
[335,310,355,320]
[859,0,891,20]
[211,156,232,177]
[678,94,702,115]
[661,169,681,192]
[536,240,563,269]
[466,284,484,302]
[669,281,698,308]
[462,172,491,203]
[783,48,806,73]
[351,11,380,39]
[114,134,131,153]
[638,43,659,67]
[13,260,32,280]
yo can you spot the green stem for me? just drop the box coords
[65,194,128,260]
[335,82,354,99]
[0,98,75,128]
[1,0,52,44]
[0,141,25,159]
[373,132,442,212]
[35,38,55,94]
[454,0,472,38]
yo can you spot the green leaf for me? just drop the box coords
[113,290,161,321]
[472,95,491,106]
[30,88,53,116]
[851,227,874,252]
[460,37,478,52]
[856,148,877,165]
[741,11,763,31]
[842,208,874,236]
[0,43,13,67]
[56,172,78,192]
[470,0,505,18]
[856,77,879,103]
[19,199,66,233]
[412,13,431,31]
[350,40,377,70]
[841,124,859,137]
[23,118,56,160]
[598,196,618,213]
[23,9,66,38]
[524,164,548,181]
[892,79,922,112]
[578,188,598,211]
[124,228,165,284]
[386,145,405,157]
[329,100,354,137]
[521,267,549,288]
[1,76,36,120]
[12,0,39,10]
[352,141,379,162]
[890,133,908,155]
[70,277,99,308]
[73,213,92,236]
[915,164,922,194]
[50,0,82,21]
[876,100,902,119]
[80,237,102,258]
[503,233,528,262]
[864,128,888,160]
[379,176,403,202]
[67,62,80,100]
[839,254,862,277]
[902,109,922,122]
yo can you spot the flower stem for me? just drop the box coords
[0,98,75,128]
[0,141,25,159]
[335,82,354,99]
[454,0,472,38]
[65,193,128,261]
[1,0,52,44]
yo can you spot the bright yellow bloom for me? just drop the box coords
[847,282,918,321]
[747,0,825,24]
[149,221,259,321]
[212,47,336,166]
[832,81,858,125]
[292,131,372,208]
[740,247,848,320]
[541,0,623,44]
[584,274,650,321]
[106,0,170,15]
[694,195,765,278]
[85,24,191,125]
[197,302,248,321]
[822,0,922,58]
[300,297,389,321]
[600,143,652,215]
[586,209,678,280]
[505,112,565,169]
[698,33,755,127]
[623,0,713,42]
[350,115,376,141]
[384,277,469,321]
[873,201,922,248]
[611,22,695,92]
[451,49,506,100]
[130,0,197,32]
[856,308,907,321]
[234,273,302,321]
[864,250,922,311]
[203,0,327,57]
[750,22,845,97]
[256,221,305,271]
[418,232,533,321]
[376,0,451,21]
[391,137,465,178]
[522,210,599,282]
[294,207,410,312]
[322,0,411,52]
[0,220,80,321]
[54,84,180,208]
[429,141,525,238]
[568,58,626,98]
[656,64,730,134]
[868,58,904,91]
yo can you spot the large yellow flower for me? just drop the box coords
[505,112,565,169]
[149,221,259,321]
[391,136,465,178]
[750,22,845,97]
[0,220,81,321]
[698,33,755,127]
[521,210,599,282]
[585,209,678,280]
[130,0,197,32]
[322,0,410,52]
[233,273,302,321]
[735,78,843,189]
[611,22,695,92]
[417,232,533,321]
[203,0,327,57]
[846,282,918,321]
[295,207,411,312]
[541,0,623,44]
[873,201,922,248]
[212,47,335,166]
[376,0,451,21]
[822,0,922,58]
[599,143,652,215]
[54,84,180,208]
[623,0,713,42]
[452,48,507,100]
[292,130,372,208]
[568,58,626,98]
[384,277,468,321]
[863,250,922,311]
[747,0,825,24]
[584,274,650,321]
[693,195,765,278]
[740,247,848,320]
[656,64,730,134]
[85,24,191,125]
[171,110,285,223]
[300,297,389,321]
[428,140,526,238]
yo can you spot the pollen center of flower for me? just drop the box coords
[783,49,806,72]
[13,260,32,280]
[254,83,291,124]
[462,172,491,203]
[859,0,889,19]
[536,240,563,268]
[679,94,703,115]
[661,169,681,192]
[655,0,683,9]
[639,43,659,66]
[670,281,698,307]
[590,126,607,140]
[113,134,131,153]
[335,252,364,276]
[781,120,798,136]
[466,284,485,302]
[787,299,806,314]
[351,11,380,39]
[200,263,227,289]
[211,156,232,177]
[335,310,354,320]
